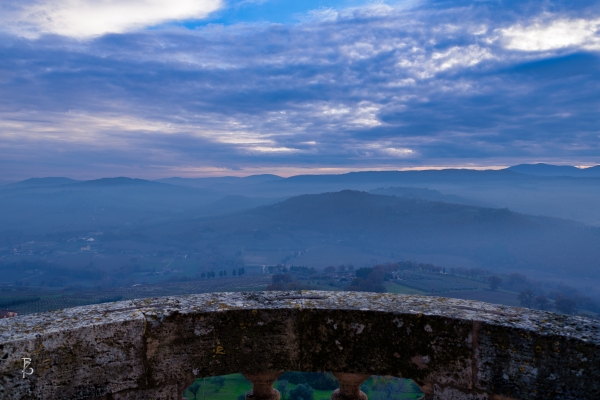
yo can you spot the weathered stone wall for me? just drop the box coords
[0,291,598,399]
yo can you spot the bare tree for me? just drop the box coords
[555,296,578,315]
[488,276,502,291]
[518,290,534,308]
[534,295,550,310]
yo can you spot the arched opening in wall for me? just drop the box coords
[183,372,424,400]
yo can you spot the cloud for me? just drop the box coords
[382,148,415,157]
[0,0,600,178]
[246,146,299,153]
[501,17,600,51]
[0,0,223,38]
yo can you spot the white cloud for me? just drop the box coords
[0,110,176,144]
[431,45,495,71]
[382,147,414,157]
[363,143,414,158]
[315,102,382,127]
[501,18,600,51]
[1,0,223,38]
[395,44,496,79]
[246,146,298,153]
[300,7,339,23]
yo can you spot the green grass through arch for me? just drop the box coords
[184,373,423,400]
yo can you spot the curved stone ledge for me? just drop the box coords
[0,291,599,399]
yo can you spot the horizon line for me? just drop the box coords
[3,163,599,181]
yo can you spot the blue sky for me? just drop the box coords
[0,0,599,179]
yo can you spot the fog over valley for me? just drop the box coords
[1,166,599,317]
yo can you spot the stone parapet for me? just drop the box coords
[0,291,598,399]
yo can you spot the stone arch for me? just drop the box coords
[0,291,598,399]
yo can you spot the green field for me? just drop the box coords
[385,282,427,295]
[184,374,423,400]
[393,272,487,293]
[438,289,520,307]
[1,276,271,315]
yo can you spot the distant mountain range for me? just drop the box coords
[76,177,163,187]
[0,177,277,234]
[0,179,15,186]
[156,175,284,191]
[508,163,600,177]
[4,177,80,187]
[4,163,600,191]
[5,164,600,189]
[154,166,600,224]
[2,164,600,236]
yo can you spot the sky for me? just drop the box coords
[0,0,599,179]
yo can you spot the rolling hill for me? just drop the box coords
[161,169,600,224]
[168,190,600,278]
[0,177,275,235]
[369,186,486,206]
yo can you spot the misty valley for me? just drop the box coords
[1,166,599,318]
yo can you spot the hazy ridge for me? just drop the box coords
[1,166,599,299]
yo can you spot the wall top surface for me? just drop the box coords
[2,291,598,343]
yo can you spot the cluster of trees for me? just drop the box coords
[265,265,319,275]
[504,273,599,315]
[517,289,586,315]
[284,383,314,400]
[350,262,600,316]
[289,266,317,275]
[399,262,444,274]
[165,267,248,283]
[266,273,311,291]
[345,266,387,293]
[323,264,355,273]
[482,273,598,315]
[270,372,338,400]
[373,261,444,274]
[199,267,245,279]
[487,276,502,291]
[449,267,490,280]
[268,265,289,274]
[517,289,557,311]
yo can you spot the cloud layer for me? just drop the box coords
[0,0,599,178]
[1,0,223,38]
